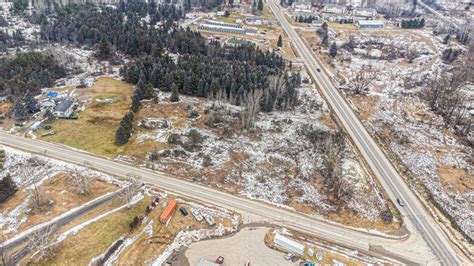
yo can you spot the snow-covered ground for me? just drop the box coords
[128,85,391,226]
[0,145,126,237]
[330,30,473,242]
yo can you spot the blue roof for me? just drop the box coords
[47,92,58,97]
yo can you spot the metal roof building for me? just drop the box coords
[356,20,384,28]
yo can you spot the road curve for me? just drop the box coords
[1,132,416,264]
[266,0,460,264]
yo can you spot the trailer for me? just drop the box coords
[160,199,177,224]
[273,233,305,255]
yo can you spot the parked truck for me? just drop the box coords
[160,199,177,224]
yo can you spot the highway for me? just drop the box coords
[419,1,460,30]
[1,131,419,264]
[266,0,460,264]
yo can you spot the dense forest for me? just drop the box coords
[0,52,66,97]
[37,0,300,115]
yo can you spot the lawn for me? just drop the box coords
[36,77,134,157]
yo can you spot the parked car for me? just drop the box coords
[179,207,188,216]
[397,198,405,207]
[285,253,295,260]
[215,256,224,264]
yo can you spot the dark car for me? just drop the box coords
[179,207,188,216]
[316,68,321,72]
[397,198,405,207]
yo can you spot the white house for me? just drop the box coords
[353,7,377,18]
[322,4,347,14]
[53,99,76,118]
[292,2,313,13]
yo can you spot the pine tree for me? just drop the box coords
[170,83,180,102]
[23,91,39,114]
[131,94,141,113]
[330,42,337,57]
[13,100,27,119]
[443,34,451,45]
[322,33,329,46]
[322,22,328,31]
[257,0,264,11]
[0,175,18,203]
[115,112,134,145]
[277,35,283,47]
[98,37,111,59]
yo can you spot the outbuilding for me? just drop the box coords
[356,20,384,29]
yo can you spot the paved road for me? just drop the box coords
[1,132,419,264]
[419,1,460,30]
[1,189,124,265]
[266,0,461,265]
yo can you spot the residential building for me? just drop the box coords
[353,7,377,18]
[322,4,347,14]
[53,99,76,118]
[216,11,225,16]
[246,17,263,25]
[292,2,313,13]
[356,20,384,28]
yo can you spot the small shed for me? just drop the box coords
[273,233,305,255]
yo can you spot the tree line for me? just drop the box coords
[400,18,425,29]
[0,52,66,98]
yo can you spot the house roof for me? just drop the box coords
[54,99,74,113]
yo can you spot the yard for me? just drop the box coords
[35,77,134,157]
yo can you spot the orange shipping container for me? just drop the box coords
[160,199,177,224]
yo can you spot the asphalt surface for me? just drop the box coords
[266,0,460,264]
[1,132,421,264]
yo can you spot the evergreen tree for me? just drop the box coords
[322,33,329,46]
[13,100,27,119]
[115,112,134,145]
[443,34,451,45]
[257,0,264,11]
[98,37,111,59]
[170,83,180,102]
[330,42,337,57]
[23,91,39,114]
[131,94,141,113]
[322,22,328,31]
[0,175,17,203]
[277,35,283,47]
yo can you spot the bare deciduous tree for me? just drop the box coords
[66,168,91,195]
[20,157,47,210]
[421,60,473,137]
[240,89,263,129]
[350,65,377,95]
[120,174,141,207]
[28,225,57,263]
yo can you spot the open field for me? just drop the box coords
[35,77,133,157]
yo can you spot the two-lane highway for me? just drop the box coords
[266,0,460,264]
[1,131,419,264]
